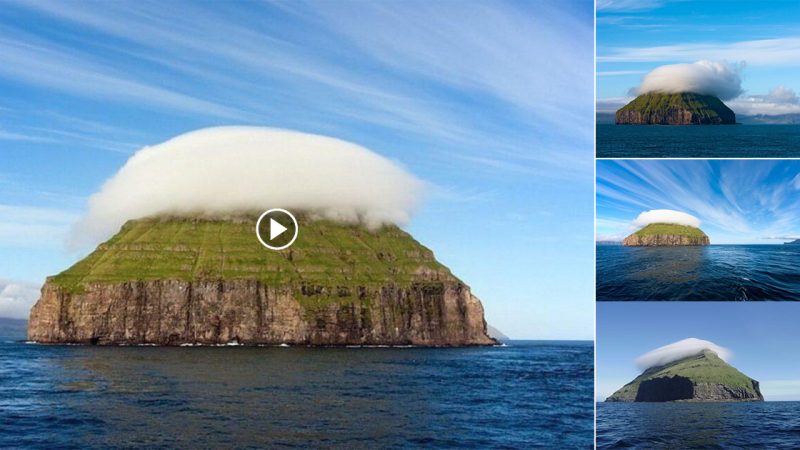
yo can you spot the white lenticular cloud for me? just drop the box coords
[636,338,732,371]
[70,127,424,248]
[632,209,701,228]
[636,60,744,100]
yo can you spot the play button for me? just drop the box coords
[269,219,287,240]
[256,208,298,250]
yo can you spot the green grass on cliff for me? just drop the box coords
[634,223,707,239]
[618,92,734,122]
[50,215,454,295]
[608,351,757,401]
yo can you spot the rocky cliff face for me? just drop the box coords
[608,376,763,402]
[616,93,736,125]
[606,351,763,403]
[29,279,492,346]
[28,216,495,346]
[623,223,710,247]
[623,234,710,246]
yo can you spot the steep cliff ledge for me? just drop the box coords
[28,216,495,346]
[623,223,710,247]
[616,93,736,125]
[606,350,763,403]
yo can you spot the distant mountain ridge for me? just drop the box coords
[486,325,509,341]
[739,114,800,124]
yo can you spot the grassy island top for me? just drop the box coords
[618,92,732,118]
[634,223,707,238]
[50,214,454,293]
[609,351,758,400]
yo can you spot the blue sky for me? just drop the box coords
[597,160,800,244]
[597,302,800,402]
[597,0,800,114]
[0,1,594,339]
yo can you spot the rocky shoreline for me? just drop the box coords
[28,279,496,346]
[623,234,710,246]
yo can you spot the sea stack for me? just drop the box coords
[616,92,736,125]
[606,349,763,403]
[623,223,710,246]
[27,215,496,347]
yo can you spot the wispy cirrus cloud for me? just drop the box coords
[3,0,593,177]
[0,107,144,153]
[597,0,669,12]
[0,204,79,248]
[0,36,246,120]
[599,37,800,66]
[597,70,646,77]
[0,129,57,143]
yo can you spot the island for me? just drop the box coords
[27,215,496,347]
[616,92,736,125]
[623,223,710,246]
[784,239,800,245]
[606,349,763,402]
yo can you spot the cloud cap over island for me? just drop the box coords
[635,338,733,371]
[70,127,424,248]
[634,60,744,100]
[632,209,701,229]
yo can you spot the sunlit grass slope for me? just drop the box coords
[634,223,707,239]
[51,215,453,294]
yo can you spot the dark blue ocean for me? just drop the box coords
[597,401,800,449]
[597,245,800,301]
[596,124,800,158]
[0,336,593,448]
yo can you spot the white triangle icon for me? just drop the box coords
[269,218,288,240]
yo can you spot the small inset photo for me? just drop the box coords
[597,302,800,449]
[597,1,800,158]
[597,159,800,301]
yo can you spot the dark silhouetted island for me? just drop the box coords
[606,350,763,403]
